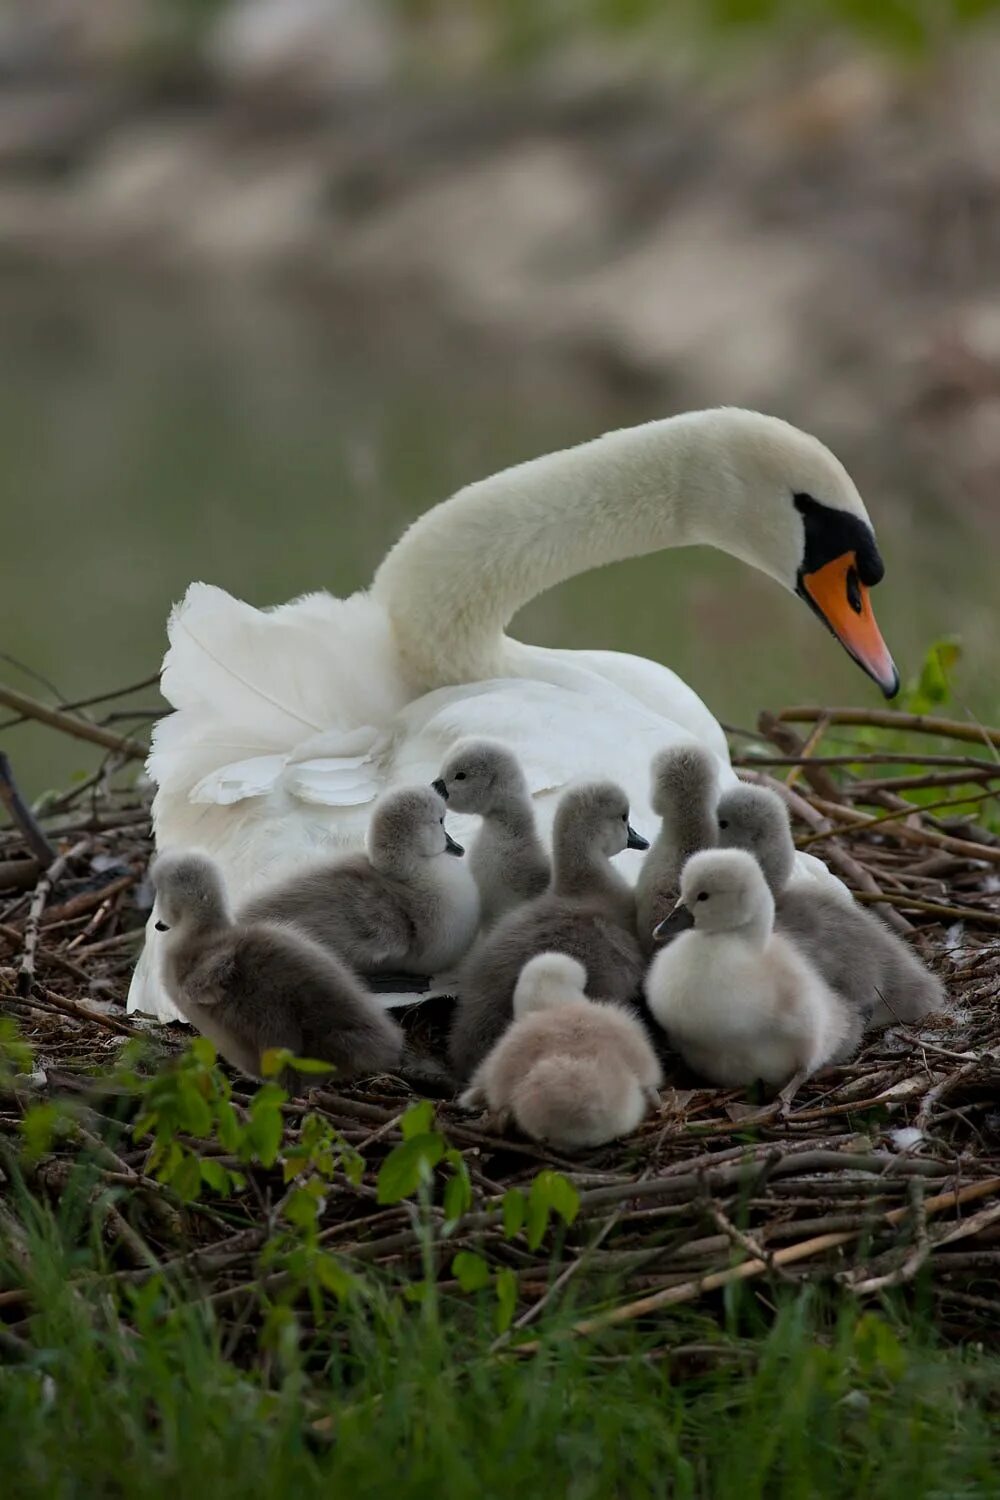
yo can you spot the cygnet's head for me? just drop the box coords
[513,952,588,1017]
[649,741,719,818]
[716,784,795,894]
[368,786,463,868]
[672,848,774,936]
[693,409,897,696]
[151,851,229,932]
[432,738,528,815]
[554,781,649,861]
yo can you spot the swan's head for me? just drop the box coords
[716,784,795,896]
[513,952,588,1016]
[554,781,650,861]
[369,785,464,869]
[151,850,229,933]
[709,411,898,697]
[668,848,773,937]
[433,738,528,816]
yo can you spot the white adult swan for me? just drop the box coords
[129,408,897,1018]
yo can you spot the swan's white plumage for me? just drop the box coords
[130,410,879,1019]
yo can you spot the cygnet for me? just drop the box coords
[645,849,850,1097]
[635,743,720,953]
[240,785,480,975]
[717,783,944,1031]
[433,738,549,925]
[460,952,662,1150]
[152,851,403,1080]
[448,781,648,1081]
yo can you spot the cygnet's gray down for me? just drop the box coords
[152,851,403,1080]
[717,784,944,1034]
[460,953,662,1150]
[433,738,549,924]
[240,786,480,975]
[447,780,648,1081]
[635,743,720,953]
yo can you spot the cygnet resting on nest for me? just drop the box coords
[634,743,720,954]
[645,849,850,1098]
[717,783,944,1031]
[240,786,480,975]
[152,851,403,1080]
[460,952,662,1150]
[447,781,648,1081]
[433,738,549,925]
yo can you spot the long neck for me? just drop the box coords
[553,835,625,906]
[371,410,791,689]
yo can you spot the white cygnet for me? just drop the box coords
[644,848,850,1096]
[460,952,662,1150]
[240,785,480,975]
[152,851,403,1080]
[433,738,549,925]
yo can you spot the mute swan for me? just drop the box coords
[433,739,550,925]
[716,783,944,1029]
[645,849,850,1093]
[130,407,897,1019]
[151,852,404,1079]
[447,781,647,1080]
[238,784,480,974]
[459,952,662,1150]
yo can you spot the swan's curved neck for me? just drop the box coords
[371,411,788,689]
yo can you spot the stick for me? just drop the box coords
[0,919,94,984]
[775,707,1000,751]
[514,1177,1000,1348]
[27,983,140,1038]
[0,683,147,760]
[851,892,1000,928]
[0,752,55,865]
[17,839,89,996]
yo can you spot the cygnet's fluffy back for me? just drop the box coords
[717,783,943,1030]
[433,738,549,923]
[469,953,662,1150]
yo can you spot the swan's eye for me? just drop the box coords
[846,565,863,615]
[719,819,728,830]
[455,771,467,781]
[696,891,710,902]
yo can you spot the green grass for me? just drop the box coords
[2,1175,999,1499]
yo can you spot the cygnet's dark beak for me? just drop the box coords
[444,831,464,856]
[154,920,170,933]
[432,778,449,800]
[626,824,650,852]
[652,903,694,944]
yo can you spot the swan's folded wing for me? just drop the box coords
[126,921,186,1021]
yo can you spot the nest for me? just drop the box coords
[1,689,999,1351]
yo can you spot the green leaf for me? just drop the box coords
[199,1158,232,1194]
[452,1250,491,1293]
[188,1036,216,1068]
[376,1133,444,1204]
[288,1054,335,1075]
[283,1186,321,1230]
[539,1171,580,1227]
[178,1088,213,1139]
[260,1047,293,1078]
[400,1099,435,1141]
[443,1169,472,1229]
[171,1151,203,1202]
[315,1254,355,1301]
[525,1192,549,1251]
[216,1100,242,1153]
[495,1267,518,1333]
[502,1188,526,1239]
[20,1103,62,1161]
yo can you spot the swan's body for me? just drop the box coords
[460,953,662,1150]
[645,850,850,1089]
[130,409,896,1020]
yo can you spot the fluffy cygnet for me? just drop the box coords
[240,786,480,975]
[634,743,720,954]
[645,849,850,1095]
[152,851,403,1080]
[447,781,648,1081]
[717,783,944,1031]
[433,738,549,925]
[460,952,662,1150]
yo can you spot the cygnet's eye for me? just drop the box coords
[621,813,628,823]
[718,819,729,830]
[455,771,467,781]
[439,816,444,825]
[696,891,710,902]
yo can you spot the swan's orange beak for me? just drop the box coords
[800,551,899,698]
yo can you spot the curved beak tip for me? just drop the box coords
[626,825,650,852]
[444,833,464,856]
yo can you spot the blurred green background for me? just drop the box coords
[2,0,999,795]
